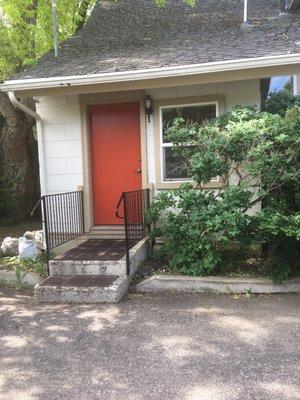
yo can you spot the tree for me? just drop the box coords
[0,0,97,219]
[0,0,98,80]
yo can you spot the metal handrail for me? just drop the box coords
[115,193,125,220]
[30,197,43,216]
[116,189,150,275]
[31,190,84,275]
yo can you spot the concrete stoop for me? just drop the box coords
[34,237,150,303]
[49,259,127,277]
[35,275,128,303]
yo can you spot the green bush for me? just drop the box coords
[148,185,252,276]
[0,253,48,278]
[147,103,300,281]
[262,90,300,116]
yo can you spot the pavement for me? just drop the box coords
[0,288,299,400]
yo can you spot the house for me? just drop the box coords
[1,0,299,302]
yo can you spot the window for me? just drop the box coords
[160,103,217,181]
[260,75,293,106]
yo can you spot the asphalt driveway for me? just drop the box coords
[0,288,299,400]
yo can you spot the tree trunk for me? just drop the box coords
[26,0,39,60]
[0,92,40,219]
[75,0,93,32]
[0,1,41,220]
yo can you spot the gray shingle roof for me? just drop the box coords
[17,0,300,80]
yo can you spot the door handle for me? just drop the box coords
[135,168,142,174]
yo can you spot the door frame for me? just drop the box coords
[80,90,148,231]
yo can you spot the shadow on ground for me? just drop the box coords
[0,288,299,400]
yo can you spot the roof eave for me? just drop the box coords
[1,54,300,92]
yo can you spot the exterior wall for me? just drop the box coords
[36,95,83,194]
[293,75,300,95]
[33,72,299,231]
[33,72,299,233]
[37,79,260,197]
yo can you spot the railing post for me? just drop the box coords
[146,188,150,236]
[80,190,85,234]
[123,193,130,275]
[41,196,50,276]
[115,189,152,276]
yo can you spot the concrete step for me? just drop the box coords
[87,225,126,239]
[86,233,125,239]
[49,259,127,277]
[92,225,125,231]
[35,275,129,303]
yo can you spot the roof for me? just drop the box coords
[14,0,300,80]
[290,0,300,10]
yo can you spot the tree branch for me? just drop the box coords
[75,0,93,32]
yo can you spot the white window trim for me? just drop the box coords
[159,101,220,183]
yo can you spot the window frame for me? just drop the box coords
[159,101,220,184]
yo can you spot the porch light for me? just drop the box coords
[145,95,154,123]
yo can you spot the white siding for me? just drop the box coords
[36,95,84,195]
[37,80,260,195]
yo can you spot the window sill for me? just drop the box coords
[155,180,224,190]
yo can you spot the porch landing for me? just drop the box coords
[54,239,126,261]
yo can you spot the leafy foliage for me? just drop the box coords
[148,101,300,281]
[262,89,300,116]
[148,185,252,275]
[0,253,48,278]
[0,0,97,79]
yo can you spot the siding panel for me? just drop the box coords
[36,95,83,194]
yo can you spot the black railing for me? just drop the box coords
[116,189,150,275]
[31,191,84,272]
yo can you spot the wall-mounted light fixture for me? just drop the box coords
[145,95,154,123]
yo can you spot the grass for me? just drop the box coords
[0,253,48,278]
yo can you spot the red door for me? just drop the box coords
[90,102,142,225]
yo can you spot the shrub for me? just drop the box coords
[0,253,48,278]
[147,104,300,281]
[262,90,300,116]
[148,185,252,275]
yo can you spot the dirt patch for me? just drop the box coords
[0,281,34,297]
[133,260,175,285]
[0,219,41,244]
[134,256,270,286]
